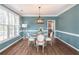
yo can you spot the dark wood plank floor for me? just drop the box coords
[0,38,79,55]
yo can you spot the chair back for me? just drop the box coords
[36,34,45,45]
[50,32,52,38]
[37,34,44,41]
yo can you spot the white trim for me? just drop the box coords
[22,15,58,17]
[20,30,48,34]
[57,4,77,16]
[56,30,79,37]
[0,35,20,44]
[56,37,79,52]
[2,4,21,16]
[0,5,20,16]
[27,30,47,32]
[0,37,23,53]
[47,20,56,37]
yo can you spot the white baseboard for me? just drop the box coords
[0,37,23,53]
[56,37,79,52]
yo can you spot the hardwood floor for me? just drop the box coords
[0,38,79,55]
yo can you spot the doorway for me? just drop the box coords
[47,20,55,37]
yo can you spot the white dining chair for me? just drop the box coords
[46,32,54,46]
[36,34,45,53]
[28,37,35,46]
[27,33,35,46]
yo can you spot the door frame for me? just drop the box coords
[47,20,56,37]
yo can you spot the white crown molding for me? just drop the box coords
[2,4,22,16]
[57,4,77,16]
[22,15,58,17]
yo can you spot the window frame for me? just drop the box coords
[0,5,20,43]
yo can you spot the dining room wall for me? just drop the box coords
[20,16,58,36]
[21,16,57,30]
[56,4,79,51]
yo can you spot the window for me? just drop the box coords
[14,14,20,36]
[3,25,8,40]
[15,14,20,25]
[8,13,15,38]
[15,26,19,35]
[0,8,8,41]
[9,13,15,25]
[8,13,20,39]
[0,25,3,41]
[9,25,14,38]
[0,5,20,42]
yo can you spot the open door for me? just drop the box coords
[47,20,55,37]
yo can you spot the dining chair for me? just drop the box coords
[28,37,36,46]
[27,33,35,46]
[36,34,45,53]
[46,32,54,46]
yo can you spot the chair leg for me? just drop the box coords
[42,45,44,53]
[34,40,36,46]
[28,41,30,46]
[37,46,39,52]
[46,41,48,46]
[52,38,54,45]
[51,41,52,46]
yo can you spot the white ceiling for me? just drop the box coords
[5,4,75,16]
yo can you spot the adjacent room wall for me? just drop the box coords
[56,4,79,50]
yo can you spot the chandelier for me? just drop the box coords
[36,6,44,24]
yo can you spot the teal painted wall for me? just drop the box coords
[56,32,79,49]
[21,17,57,30]
[0,36,22,51]
[56,5,79,34]
[56,5,79,49]
[20,17,58,36]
